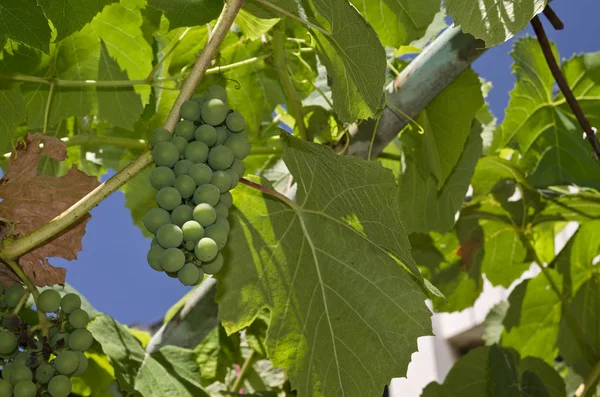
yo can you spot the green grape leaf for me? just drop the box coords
[483,300,509,345]
[122,167,156,239]
[0,0,51,52]
[501,38,600,189]
[446,0,547,46]
[519,357,567,397]
[471,156,530,200]
[148,0,223,29]
[218,134,431,397]
[537,190,600,223]
[235,9,279,40]
[557,221,600,296]
[166,27,208,76]
[37,0,118,41]
[501,270,561,363]
[0,88,26,153]
[194,325,242,385]
[97,41,143,130]
[349,0,439,47]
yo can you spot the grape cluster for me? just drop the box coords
[144,85,249,286]
[0,284,94,397]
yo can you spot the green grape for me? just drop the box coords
[47,375,71,397]
[225,169,239,189]
[0,380,11,397]
[13,351,32,367]
[173,159,193,177]
[35,363,54,384]
[171,136,188,156]
[215,202,229,218]
[156,187,182,211]
[195,124,218,147]
[192,95,205,106]
[9,366,32,385]
[37,289,61,313]
[68,309,89,329]
[5,284,25,309]
[195,238,218,262]
[178,263,201,286]
[174,175,196,199]
[207,145,234,171]
[188,163,213,186]
[68,329,93,351]
[184,141,209,163]
[143,208,171,234]
[230,158,245,178]
[50,333,68,348]
[201,98,228,126]
[184,241,195,251]
[160,248,186,272]
[156,224,183,249]
[215,126,228,145]
[2,363,13,382]
[170,205,193,227]
[182,220,204,243]
[193,203,217,227]
[174,120,196,141]
[149,167,176,190]
[61,293,81,314]
[13,380,36,397]
[202,253,224,274]
[147,245,165,271]
[220,191,233,207]
[149,127,171,147]
[180,100,202,121]
[72,352,88,377]
[193,184,220,206]
[215,217,230,233]
[152,142,179,168]
[54,351,79,375]
[206,85,227,102]
[165,270,178,279]
[211,171,231,193]
[225,135,251,160]
[225,112,245,132]
[151,238,160,248]
[205,224,228,250]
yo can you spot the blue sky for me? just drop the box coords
[51,1,600,326]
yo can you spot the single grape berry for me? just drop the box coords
[193,203,217,227]
[195,237,218,262]
[215,126,228,145]
[4,284,25,308]
[149,167,176,190]
[230,158,245,178]
[182,220,204,243]
[215,202,229,218]
[184,141,209,163]
[225,169,240,189]
[205,224,228,250]
[194,125,218,147]
[68,309,89,329]
[225,135,251,160]
[173,159,193,177]
[152,142,179,168]
[156,187,182,211]
[202,253,224,274]
[207,145,234,171]
[149,127,171,147]
[184,241,195,251]
[147,245,165,271]
[174,120,196,141]
[206,85,227,102]
[160,248,186,272]
[47,375,71,397]
[215,217,230,233]
[54,351,80,376]
[72,352,88,377]
[35,363,54,384]
[174,175,196,199]
[180,100,202,121]
[68,329,94,351]
[178,263,201,286]
[170,205,193,227]
[211,171,231,193]
[61,293,81,314]
[201,98,228,126]
[143,208,171,234]
[193,184,220,206]
[9,366,32,385]
[171,135,188,156]
[37,289,62,313]
[226,112,245,132]
[13,351,32,367]
[192,95,205,106]
[156,224,184,249]
[13,380,36,397]
[0,379,12,397]
[220,191,233,207]
[187,164,212,187]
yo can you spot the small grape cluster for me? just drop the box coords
[144,85,249,286]
[0,284,94,397]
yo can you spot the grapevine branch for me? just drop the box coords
[542,5,564,30]
[531,14,600,159]
[0,0,246,260]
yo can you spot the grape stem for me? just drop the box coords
[229,350,256,393]
[239,178,296,209]
[0,0,246,260]
[12,291,30,315]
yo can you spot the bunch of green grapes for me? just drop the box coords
[0,283,95,397]
[144,85,249,286]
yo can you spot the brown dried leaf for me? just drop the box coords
[0,133,99,287]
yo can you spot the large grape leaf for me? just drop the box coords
[446,0,547,46]
[148,0,223,30]
[37,0,118,41]
[217,134,431,397]
[0,88,26,153]
[0,0,51,52]
[556,221,600,296]
[349,0,439,47]
[501,39,600,189]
